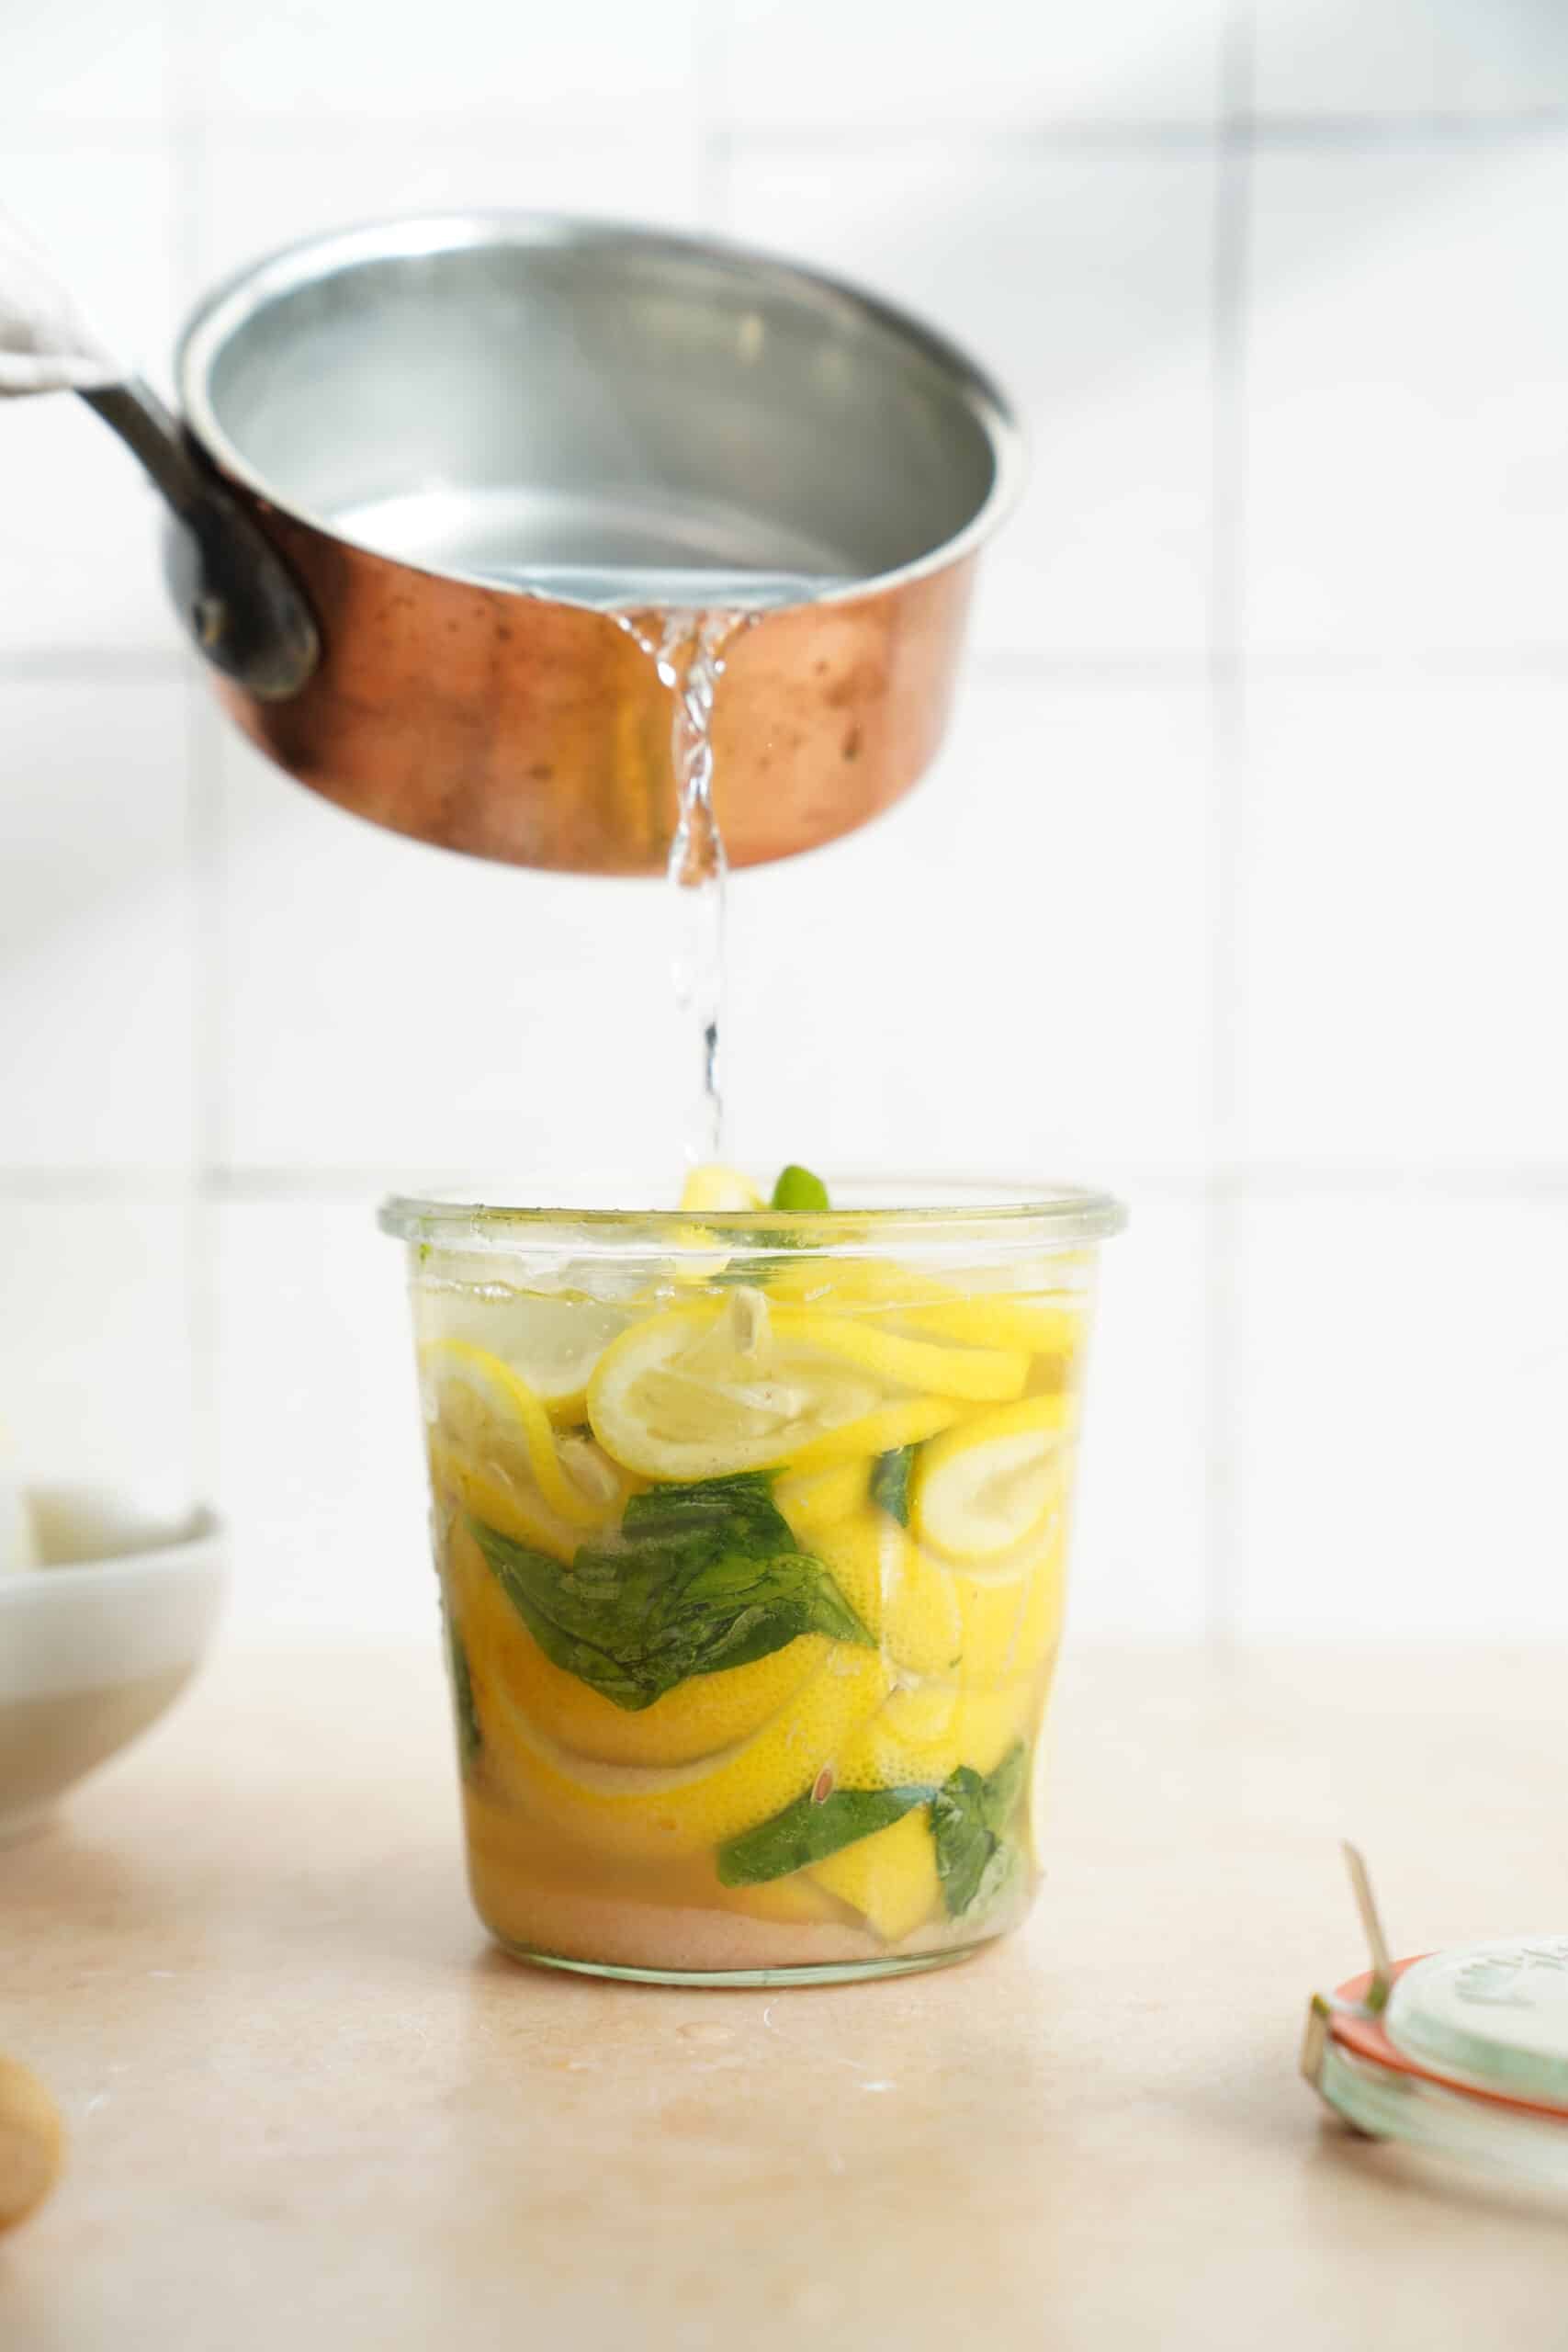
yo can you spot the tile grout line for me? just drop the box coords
[168,17,224,1509]
[713,114,1568,152]
[14,1160,1568,1197]
[186,687,226,1506]
[10,1161,1568,1204]
[5,110,1565,150]
[1203,2,1256,1649]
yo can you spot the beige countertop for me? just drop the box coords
[4,1641,1566,2349]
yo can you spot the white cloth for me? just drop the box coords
[0,209,118,395]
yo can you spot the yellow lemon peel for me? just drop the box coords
[423,1339,613,1528]
[910,1395,1075,1564]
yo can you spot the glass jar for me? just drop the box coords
[380,1182,1123,1984]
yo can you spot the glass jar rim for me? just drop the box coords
[378,1175,1125,1261]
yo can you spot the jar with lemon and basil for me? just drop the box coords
[382,1170,1123,1984]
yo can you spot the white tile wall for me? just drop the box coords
[723,679,1213,1182]
[214,1201,428,1641]
[0,144,183,653]
[728,143,1217,660]
[188,0,702,130]
[1232,1193,1568,1635]
[0,678,196,1171]
[214,723,687,1182]
[1235,681,1568,1170]
[189,133,705,300]
[4,0,1568,1642]
[720,0,1228,130]
[1245,137,1568,659]
[1251,0,1568,119]
[1070,1192,1212,1637]
[0,0,174,130]
[0,1200,192,1496]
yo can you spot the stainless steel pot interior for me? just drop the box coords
[175,214,1022,602]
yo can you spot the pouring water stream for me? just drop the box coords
[330,485,855,1169]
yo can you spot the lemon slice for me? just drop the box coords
[811,1809,940,1943]
[587,1302,884,1480]
[725,1872,844,1926]
[809,1681,1041,1936]
[767,1308,1029,1403]
[445,1521,829,1768]
[910,1396,1074,1564]
[784,1395,964,1475]
[832,1679,1036,1795]
[518,1635,833,1771]
[899,1296,1086,1361]
[808,1508,1066,1684]
[418,1294,628,1423]
[423,1339,618,1529]
[773,1457,872,1531]
[428,1431,591,1565]
[680,1164,765,1211]
[479,1645,893,1863]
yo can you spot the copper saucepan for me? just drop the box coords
[85,214,1023,876]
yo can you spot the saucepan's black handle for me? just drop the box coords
[81,379,319,701]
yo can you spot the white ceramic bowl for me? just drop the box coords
[0,1487,226,1844]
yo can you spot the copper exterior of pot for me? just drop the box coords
[210,492,976,874]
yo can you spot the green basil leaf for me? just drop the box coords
[717,1782,936,1886]
[446,1609,480,1768]
[770,1164,831,1214]
[930,1770,995,1917]
[469,1471,874,1713]
[960,1838,1021,1925]
[869,1444,916,1527]
[719,1738,1032,1906]
[981,1742,1028,1834]
[616,1472,791,1555]
[931,1743,1029,1918]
